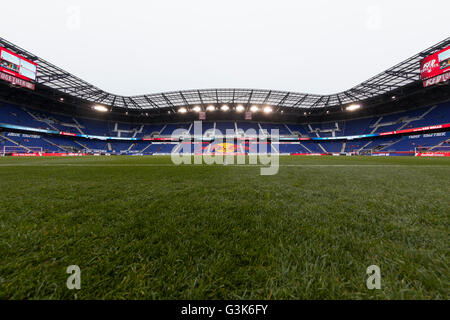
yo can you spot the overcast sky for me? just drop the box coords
[1,0,448,96]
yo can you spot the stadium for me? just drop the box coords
[0,37,449,158]
[0,33,449,301]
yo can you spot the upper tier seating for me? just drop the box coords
[160,123,191,136]
[260,123,290,135]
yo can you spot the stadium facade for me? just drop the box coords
[0,37,449,157]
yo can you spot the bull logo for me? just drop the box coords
[422,59,436,74]
[214,143,236,153]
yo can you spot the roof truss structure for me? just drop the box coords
[0,37,448,111]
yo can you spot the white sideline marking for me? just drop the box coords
[0,164,448,168]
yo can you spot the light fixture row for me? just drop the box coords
[178,105,274,114]
[91,103,362,115]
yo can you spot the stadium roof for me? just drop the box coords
[0,37,449,112]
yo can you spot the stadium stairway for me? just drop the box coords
[41,137,68,152]
[140,143,153,153]
[74,141,89,152]
[72,117,86,135]
[25,109,60,131]
[431,139,450,150]
[0,134,32,152]
[318,143,327,153]
[357,141,373,153]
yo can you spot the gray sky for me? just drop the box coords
[1,0,448,95]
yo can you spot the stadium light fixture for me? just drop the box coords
[236,105,245,112]
[221,105,230,111]
[178,107,187,113]
[207,105,216,111]
[250,105,259,112]
[93,105,108,112]
[346,104,361,111]
[263,106,273,113]
[193,106,201,112]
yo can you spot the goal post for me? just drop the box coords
[414,145,450,156]
[1,146,43,156]
[357,149,373,156]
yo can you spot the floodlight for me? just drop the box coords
[236,105,245,112]
[263,106,273,113]
[93,105,108,112]
[346,104,361,111]
[221,105,230,111]
[178,107,187,113]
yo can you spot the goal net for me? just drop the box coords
[415,145,450,156]
[1,146,43,156]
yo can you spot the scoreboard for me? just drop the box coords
[0,46,37,90]
[420,46,450,87]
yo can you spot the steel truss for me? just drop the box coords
[0,37,448,111]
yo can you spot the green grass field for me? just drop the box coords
[0,155,448,299]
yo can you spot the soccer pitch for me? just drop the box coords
[0,156,448,299]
